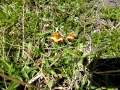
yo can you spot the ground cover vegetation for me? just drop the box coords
[0,0,120,89]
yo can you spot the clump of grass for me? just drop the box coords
[0,0,120,89]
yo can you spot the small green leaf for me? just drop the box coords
[78,43,83,52]
[65,48,74,56]
[48,80,54,88]
[25,66,38,74]
[50,69,56,75]
[81,75,88,87]
[22,70,29,79]
[0,58,11,70]
[7,81,19,90]
[8,64,15,76]
[76,71,82,80]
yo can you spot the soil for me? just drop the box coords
[100,0,120,7]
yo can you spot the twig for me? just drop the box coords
[49,53,62,67]
[0,73,41,89]
[22,0,25,57]
[94,69,120,74]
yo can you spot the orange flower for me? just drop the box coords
[66,32,74,42]
[50,32,64,43]
[57,32,64,43]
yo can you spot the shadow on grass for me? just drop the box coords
[87,57,120,89]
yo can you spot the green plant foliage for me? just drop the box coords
[0,0,120,89]
[7,81,19,90]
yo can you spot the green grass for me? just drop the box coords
[0,0,120,90]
